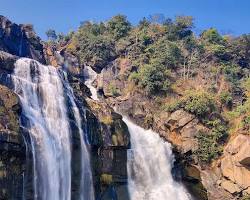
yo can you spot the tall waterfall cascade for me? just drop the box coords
[84,66,192,200]
[12,58,94,200]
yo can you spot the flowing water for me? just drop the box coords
[12,58,94,200]
[124,118,192,200]
[84,66,192,200]
[83,66,98,101]
[60,71,95,200]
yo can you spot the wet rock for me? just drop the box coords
[0,84,26,200]
[86,98,130,147]
[183,165,208,200]
[0,50,18,72]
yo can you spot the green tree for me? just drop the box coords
[231,34,250,68]
[107,15,131,39]
[201,28,224,44]
[201,28,229,60]
[148,39,182,68]
[46,29,57,41]
[175,16,194,38]
[131,62,170,94]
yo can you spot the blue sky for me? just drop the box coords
[1,0,250,39]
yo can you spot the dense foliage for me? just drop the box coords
[52,14,250,164]
[195,119,228,163]
[165,90,215,117]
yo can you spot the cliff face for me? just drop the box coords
[0,84,26,199]
[94,58,250,200]
[0,15,45,63]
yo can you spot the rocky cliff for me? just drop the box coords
[0,15,45,63]
[91,57,250,200]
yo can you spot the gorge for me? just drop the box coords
[0,14,250,200]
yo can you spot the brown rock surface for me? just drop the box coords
[221,180,241,194]
[220,134,250,194]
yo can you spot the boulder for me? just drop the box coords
[201,169,234,200]
[221,134,250,192]
[220,180,241,194]
[166,109,195,131]
[0,50,18,72]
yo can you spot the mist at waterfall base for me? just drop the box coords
[12,58,94,200]
[84,66,192,200]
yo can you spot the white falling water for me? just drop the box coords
[124,117,192,200]
[12,58,94,200]
[60,71,95,200]
[83,65,192,200]
[83,66,98,101]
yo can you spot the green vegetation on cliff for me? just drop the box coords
[58,14,250,164]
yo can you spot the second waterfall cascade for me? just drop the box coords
[12,58,94,200]
[84,66,192,200]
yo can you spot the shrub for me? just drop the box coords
[243,115,250,128]
[195,132,223,163]
[183,90,215,116]
[219,91,233,108]
[222,64,241,85]
[195,119,227,163]
[136,62,171,94]
[128,71,140,84]
[164,90,215,117]
[164,100,182,112]
[108,83,119,96]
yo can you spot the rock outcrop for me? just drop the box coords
[0,84,26,199]
[0,15,45,63]
[219,134,250,196]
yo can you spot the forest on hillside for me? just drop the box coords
[46,14,250,164]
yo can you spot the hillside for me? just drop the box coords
[56,15,250,199]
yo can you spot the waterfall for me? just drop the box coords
[60,71,95,200]
[84,66,192,200]
[12,58,94,200]
[83,66,98,101]
[124,118,192,200]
